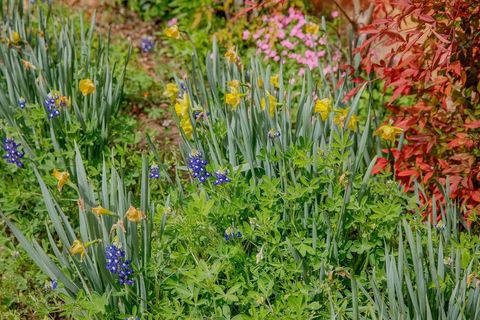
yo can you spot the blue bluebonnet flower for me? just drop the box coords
[149,165,160,179]
[224,227,242,241]
[179,81,188,94]
[44,279,57,290]
[3,137,24,168]
[188,150,211,183]
[214,169,230,185]
[140,36,155,53]
[268,129,281,139]
[44,91,68,119]
[105,244,134,286]
[18,97,26,109]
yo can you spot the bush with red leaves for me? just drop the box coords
[354,0,480,226]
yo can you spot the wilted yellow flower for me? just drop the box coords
[225,91,241,109]
[92,205,110,216]
[270,74,279,88]
[163,83,179,101]
[334,108,358,131]
[305,22,319,34]
[225,46,238,63]
[228,80,240,91]
[79,79,95,96]
[126,205,145,223]
[260,93,277,117]
[181,116,193,139]
[314,98,332,121]
[51,169,70,192]
[164,25,180,39]
[174,95,189,118]
[70,240,86,261]
[21,59,36,70]
[373,124,404,144]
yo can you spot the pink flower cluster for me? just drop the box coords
[244,8,341,76]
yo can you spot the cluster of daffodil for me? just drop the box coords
[0,7,128,163]
[314,98,358,131]
[170,39,373,189]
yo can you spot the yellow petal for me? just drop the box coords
[126,206,145,223]
[180,116,193,139]
[225,47,238,63]
[163,83,179,101]
[270,74,279,88]
[70,240,86,261]
[164,25,180,39]
[92,205,109,216]
[79,79,95,96]
[52,169,70,192]
[174,95,189,118]
[314,98,332,121]
[305,22,319,34]
[225,92,241,108]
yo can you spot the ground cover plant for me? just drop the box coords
[1,0,480,319]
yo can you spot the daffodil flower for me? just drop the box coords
[180,117,193,139]
[70,240,86,261]
[225,46,238,63]
[164,25,180,39]
[227,80,240,91]
[126,206,145,223]
[163,83,179,101]
[261,92,277,117]
[373,124,403,144]
[174,95,189,118]
[225,91,241,109]
[79,79,95,96]
[51,169,70,192]
[305,22,319,34]
[270,74,279,88]
[314,98,332,121]
[92,205,111,216]
[9,31,21,45]
[334,108,358,131]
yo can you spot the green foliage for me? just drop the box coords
[1,146,164,317]
[0,1,129,162]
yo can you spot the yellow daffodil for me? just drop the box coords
[225,46,238,63]
[174,95,189,118]
[314,98,332,121]
[305,22,319,34]
[258,78,264,88]
[126,205,145,223]
[51,169,70,192]
[373,124,403,144]
[79,79,95,96]
[225,91,241,109]
[10,31,21,45]
[181,116,193,139]
[164,25,180,39]
[70,240,86,261]
[163,83,179,101]
[334,108,358,131]
[92,205,110,216]
[261,93,277,117]
[270,74,279,88]
[228,80,240,91]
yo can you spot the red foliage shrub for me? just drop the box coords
[356,0,480,225]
